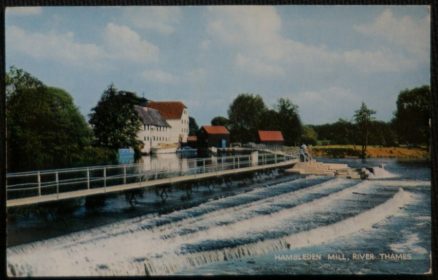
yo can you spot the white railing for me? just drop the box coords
[6,153,294,201]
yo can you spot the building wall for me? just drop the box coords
[260,140,284,146]
[198,132,230,148]
[136,108,190,153]
[166,108,189,144]
[136,124,173,154]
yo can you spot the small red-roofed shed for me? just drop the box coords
[198,126,230,148]
[258,130,284,146]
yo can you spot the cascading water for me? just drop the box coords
[7,161,431,276]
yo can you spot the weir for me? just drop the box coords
[142,187,413,275]
[6,170,424,276]
[6,153,297,208]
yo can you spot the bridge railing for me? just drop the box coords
[6,153,294,201]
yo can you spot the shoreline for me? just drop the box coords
[310,145,429,160]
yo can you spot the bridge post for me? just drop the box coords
[87,168,90,189]
[203,159,206,173]
[233,157,235,169]
[275,154,277,163]
[103,167,107,190]
[237,157,240,168]
[123,165,127,184]
[56,172,59,198]
[37,171,41,196]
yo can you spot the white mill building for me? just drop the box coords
[135,101,189,154]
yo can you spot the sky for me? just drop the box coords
[5,5,430,125]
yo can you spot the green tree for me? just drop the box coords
[6,66,44,99]
[274,98,302,146]
[89,85,143,152]
[228,93,267,143]
[354,102,376,158]
[301,125,318,146]
[189,116,199,136]
[211,116,230,128]
[259,109,280,131]
[392,85,430,146]
[368,121,397,147]
[7,86,94,171]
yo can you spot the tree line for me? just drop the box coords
[210,94,302,146]
[308,85,431,150]
[211,87,430,158]
[5,67,431,171]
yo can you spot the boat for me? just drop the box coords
[177,146,197,155]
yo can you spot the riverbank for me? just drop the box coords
[310,145,429,159]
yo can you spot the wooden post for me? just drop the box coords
[56,172,59,198]
[37,171,41,196]
[123,165,127,184]
[87,168,90,189]
[275,154,277,163]
[237,157,240,168]
[203,159,206,173]
[103,167,107,190]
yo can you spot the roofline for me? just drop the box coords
[147,100,187,108]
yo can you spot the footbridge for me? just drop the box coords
[6,153,297,208]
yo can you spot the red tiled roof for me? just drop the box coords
[187,136,197,142]
[202,126,230,135]
[258,130,284,142]
[146,101,187,120]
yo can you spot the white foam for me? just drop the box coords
[7,179,418,276]
[143,188,415,275]
[390,232,428,255]
[378,180,430,187]
[367,167,398,179]
[7,179,370,276]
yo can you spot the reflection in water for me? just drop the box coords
[138,154,195,172]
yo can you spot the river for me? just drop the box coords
[6,158,431,276]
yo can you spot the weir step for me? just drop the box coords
[286,161,362,179]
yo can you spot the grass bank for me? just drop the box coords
[310,145,429,159]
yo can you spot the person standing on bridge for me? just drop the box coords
[300,144,312,162]
[300,144,307,162]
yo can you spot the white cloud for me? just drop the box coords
[103,23,159,63]
[342,49,414,73]
[186,68,207,82]
[292,87,362,124]
[122,6,182,35]
[205,6,421,77]
[6,25,104,67]
[141,67,206,85]
[235,53,285,77]
[200,40,211,50]
[141,69,178,84]
[354,8,430,62]
[7,7,42,16]
[6,23,159,68]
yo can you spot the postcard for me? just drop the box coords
[4,5,432,276]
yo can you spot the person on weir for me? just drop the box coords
[300,144,312,162]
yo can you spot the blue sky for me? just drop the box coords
[6,5,430,125]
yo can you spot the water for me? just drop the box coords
[6,158,431,276]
